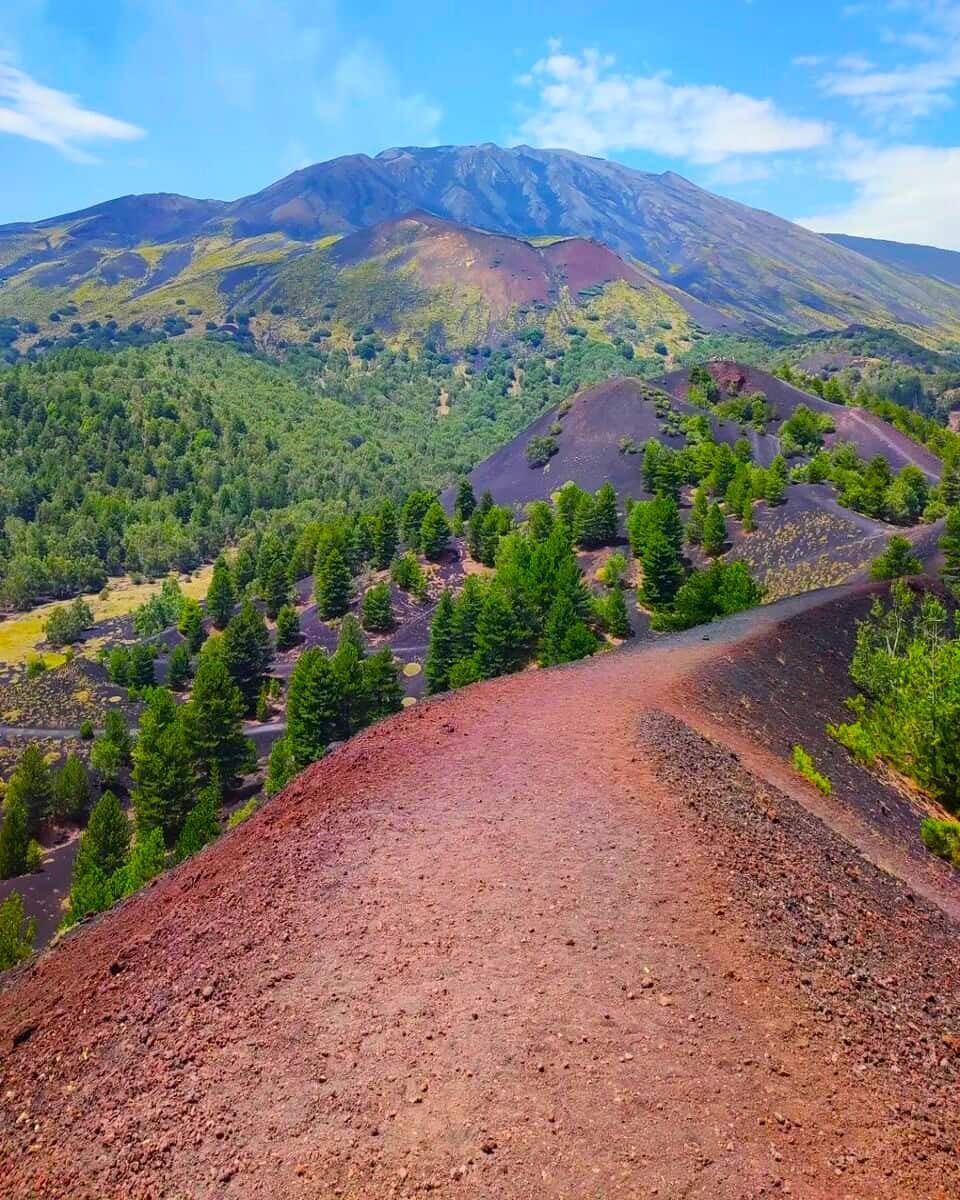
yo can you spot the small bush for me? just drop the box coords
[792,745,832,794]
[920,817,960,866]
[227,796,258,829]
[525,435,558,468]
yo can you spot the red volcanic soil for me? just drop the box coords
[658,363,943,480]
[2,584,959,1199]
[329,212,739,328]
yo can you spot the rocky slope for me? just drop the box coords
[1,585,958,1198]
[4,145,960,345]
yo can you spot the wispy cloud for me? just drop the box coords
[797,140,960,250]
[0,57,144,162]
[516,44,829,163]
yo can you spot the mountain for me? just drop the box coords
[827,233,960,288]
[4,144,960,352]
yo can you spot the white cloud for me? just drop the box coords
[314,43,442,145]
[516,46,829,163]
[797,142,960,250]
[0,57,144,162]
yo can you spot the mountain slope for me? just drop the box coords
[4,145,960,347]
[2,588,958,1197]
[827,233,960,288]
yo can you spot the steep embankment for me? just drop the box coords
[1,584,958,1199]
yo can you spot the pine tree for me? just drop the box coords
[222,600,271,714]
[686,486,709,545]
[420,501,451,560]
[361,582,394,632]
[372,499,399,569]
[123,827,166,894]
[573,495,602,548]
[0,891,36,970]
[178,597,205,652]
[452,576,485,660]
[332,640,368,736]
[206,557,236,628]
[702,503,728,557]
[129,642,156,687]
[174,784,220,863]
[765,455,788,506]
[363,648,404,721]
[104,708,133,763]
[287,648,344,768]
[540,594,597,665]
[941,506,960,593]
[52,754,91,822]
[263,555,292,619]
[942,458,960,508]
[232,543,257,592]
[602,586,631,638]
[74,790,130,879]
[639,532,684,609]
[7,744,53,835]
[401,491,435,549]
[642,440,661,493]
[316,547,352,618]
[455,478,477,523]
[266,735,297,795]
[475,589,527,679]
[132,690,195,844]
[593,482,618,546]
[338,613,366,658]
[870,535,922,581]
[0,797,29,879]
[185,655,254,791]
[425,590,456,694]
[275,604,301,649]
[167,641,192,691]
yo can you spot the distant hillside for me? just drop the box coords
[4,144,960,353]
[827,233,960,289]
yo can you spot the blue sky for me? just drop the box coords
[2,0,960,247]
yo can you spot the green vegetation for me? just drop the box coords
[829,581,960,810]
[920,818,960,866]
[869,536,922,581]
[0,891,36,969]
[792,745,832,795]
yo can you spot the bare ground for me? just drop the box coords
[1,584,958,1199]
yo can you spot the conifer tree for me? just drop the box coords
[0,891,35,969]
[540,594,597,665]
[642,440,661,492]
[702,503,728,557]
[74,790,130,879]
[941,506,960,593]
[316,547,352,618]
[124,827,166,893]
[174,784,220,863]
[0,796,29,879]
[475,588,527,678]
[232,543,257,592]
[206,557,236,628]
[263,555,292,620]
[222,600,271,713]
[275,604,301,649]
[686,486,709,545]
[573,494,601,548]
[372,499,399,569]
[454,478,477,523]
[266,735,297,795]
[639,532,683,609]
[178,597,205,652]
[420,501,451,560]
[361,582,394,632]
[941,458,960,508]
[870,535,922,581]
[167,641,192,691]
[425,590,456,694]
[103,709,133,764]
[132,690,195,844]
[363,648,404,721]
[332,640,368,736]
[338,613,366,657]
[287,648,344,767]
[185,655,254,791]
[128,642,156,687]
[740,491,755,532]
[602,586,631,639]
[52,754,91,822]
[7,744,53,835]
[401,491,435,549]
[593,481,618,546]
[765,455,788,506]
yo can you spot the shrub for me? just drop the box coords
[869,535,922,581]
[525,435,558,468]
[25,839,43,872]
[0,891,36,969]
[227,796,257,829]
[45,597,93,646]
[79,718,94,741]
[792,745,832,794]
[920,818,960,866]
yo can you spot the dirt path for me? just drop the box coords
[1,586,957,1198]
